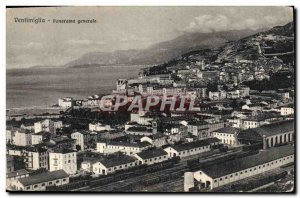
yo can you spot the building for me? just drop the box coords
[71,131,91,151]
[92,155,138,175]
[34,119,63,135]
[164,138,220,158]
[140,133,167,148]
[11,128,32,146]
[208,91,226,101]
[49,149,77,175]
[89,122,113,132]
[280,104,294,116]
[31,132,51,145]
[125,126,153,136]
[187,120,226,140]
[11,170,69,191]
[193,145,294,190]
[24,147,49,170]
[242,117,267,129]
[213,127,241,146]
[7,155,14,173]
[238,120,294,149]
[130,111,154,125]
[96,141,151,155]
[6,169,29,189]
[134,148,169,165]
[58,97,73,108]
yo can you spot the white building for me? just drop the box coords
[24,147,49,170]
[213,127,241,146]
[140,134,167,148]
[31,132,50,145]
[11,170,69,191]
[208,90,226,101]
[12,128,32,146]
[96,141,151,156]
[6,169,29,189]
[49,149,77,175]
[134,148,169,165]
[164,138,220,158]
[130,111,153,125]
[34,119,63,134]
[281,105,294,116]
[58,97,73,108]
[92,155,138,175]
[193,145,294,190]
[71,131,91,151]
[89,122,113,132]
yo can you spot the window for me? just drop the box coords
[263,165,265,167]
[49,182,53,185]
[56,180,60,184]
[41,183,46,187]
[230,175,233,178]
[220,178,222,181]
[63,179,67,182]
[214,180,217,183]
[119,166,122,168]
[26,186,30,190]
[225,176,227,179]
[240,172,243,175]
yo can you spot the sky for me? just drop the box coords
[6,6,293,69]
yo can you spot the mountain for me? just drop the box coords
[214,22,294,63]
[65,29,263,68]
[143,22,294,75]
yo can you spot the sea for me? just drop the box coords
[6,65,147,109]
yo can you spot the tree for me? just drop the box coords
[75,145,81,151]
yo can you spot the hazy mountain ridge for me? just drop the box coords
[65,29,263,68]
[143,22,294,75]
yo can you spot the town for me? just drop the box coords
[6,22,295,192]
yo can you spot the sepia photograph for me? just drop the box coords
[6,6,295,193]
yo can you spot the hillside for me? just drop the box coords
[65,29,262,68]
[143,22,294,75]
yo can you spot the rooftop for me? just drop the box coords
[18,170,69,186]
[214,127,241,134]
[99,155,137,168]
[242,120,294,137]
[135,148,168,160]
[172,138,220,152]
[200,144,294,178]
[7,169,29,178]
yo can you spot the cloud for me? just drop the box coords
[185,14,231,33]
[184,14,290,33]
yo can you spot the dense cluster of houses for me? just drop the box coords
[6,57,295,191]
